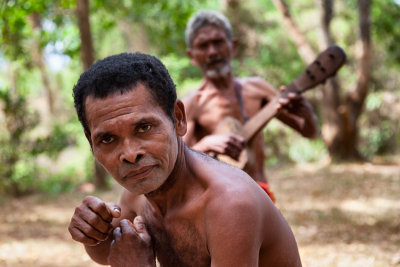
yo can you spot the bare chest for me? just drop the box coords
[144,212,210,267]
[196,91,244,134]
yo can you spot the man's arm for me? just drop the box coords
[205,184,302,266]
[242,77,318,139]
[275,88,318,139]
[205,191,262,266]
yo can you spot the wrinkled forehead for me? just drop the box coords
[84,83,159,120]
[193,24,229,42]
[192,23,229,41]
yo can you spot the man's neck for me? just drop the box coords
[204,72,235,91]
[145,140,193,216]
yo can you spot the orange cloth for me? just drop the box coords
[257,181,276,203]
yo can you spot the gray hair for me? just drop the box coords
[185,10,233,48]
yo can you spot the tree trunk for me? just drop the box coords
[76,0,94,70]
[29,12,55,116]
[272,0,316,64]
[76,0,108,189]
[314,0,350,159]
[319,0,371,160]
[275,0,372,161]
[118,20,149,53]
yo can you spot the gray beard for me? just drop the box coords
[205,63,231,79]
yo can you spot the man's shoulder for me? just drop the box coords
[205,167,270,218]
[201,166,273,243]
[181,80,208,103]
[181,89,198,104]
[237,77,277,99]
[237,76,269,87]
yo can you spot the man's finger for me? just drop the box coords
[119,219,135,235]
[83,196,113,222]
[113,226,122,241]
[133,216,151,245]
[69,226,102,246]
[78,207,113,234]
[106,202,121,219]
[73,215,110,241]
[278,98,289,105]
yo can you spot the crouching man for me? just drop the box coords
[68,52,302,266]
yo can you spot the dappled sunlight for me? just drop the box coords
[269,160,400,266]
[300,242,400,267]
[0,238,101,267]
[329,162,400,177]
[0,161,399,266]
[339,197,400,217]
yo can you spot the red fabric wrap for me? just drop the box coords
[257,181,276,203]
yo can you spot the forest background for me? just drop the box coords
[1,0,399,195]
[0,1,400,266]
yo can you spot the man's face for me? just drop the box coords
[188,25,235,79]
[84,83,184,195]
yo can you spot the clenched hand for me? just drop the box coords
[68,196,121,246]
[108,216,155,267]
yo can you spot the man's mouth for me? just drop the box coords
[206,59,226,69]
[122,166,154,181]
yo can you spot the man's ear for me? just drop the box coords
[84,130,93,151]
[186,48,199,67]
[231,38,238,58]
[174,100,187,136]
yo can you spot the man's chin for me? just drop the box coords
[205,64,231,79]
[123,179,163,196]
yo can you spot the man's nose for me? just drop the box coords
[207,44,218,57]
[119,139,144,164]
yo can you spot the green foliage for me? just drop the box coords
[1,0,400,197]
[92,0,219,57]
[371,0,400,68]
[263,119,328,165]
[288,138,328,163]
[0,0,75,64]
[0,87,80,196]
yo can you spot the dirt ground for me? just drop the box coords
[0,158,399,267]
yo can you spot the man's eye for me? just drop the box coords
[101,136,114,144]
[197,43,207,50]
[137,124,151,133]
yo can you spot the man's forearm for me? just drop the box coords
[277,103,318,138]
[294,101,318,138]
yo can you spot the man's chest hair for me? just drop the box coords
[143,209,210,267]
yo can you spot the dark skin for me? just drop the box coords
[183,25,318,182]
[68,83,302,266]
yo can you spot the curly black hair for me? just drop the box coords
[73,52,177,135]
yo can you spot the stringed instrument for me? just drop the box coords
[213,45,346,169]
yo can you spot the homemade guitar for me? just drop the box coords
[213,45,346,169]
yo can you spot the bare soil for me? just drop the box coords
[1,158,399,267]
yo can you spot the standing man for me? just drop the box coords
[183,10,318,201]
[68,52,302,266]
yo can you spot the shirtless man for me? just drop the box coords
[183,10,318,201]
[68,52,302,266]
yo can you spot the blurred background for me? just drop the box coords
[0,0,399,266]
